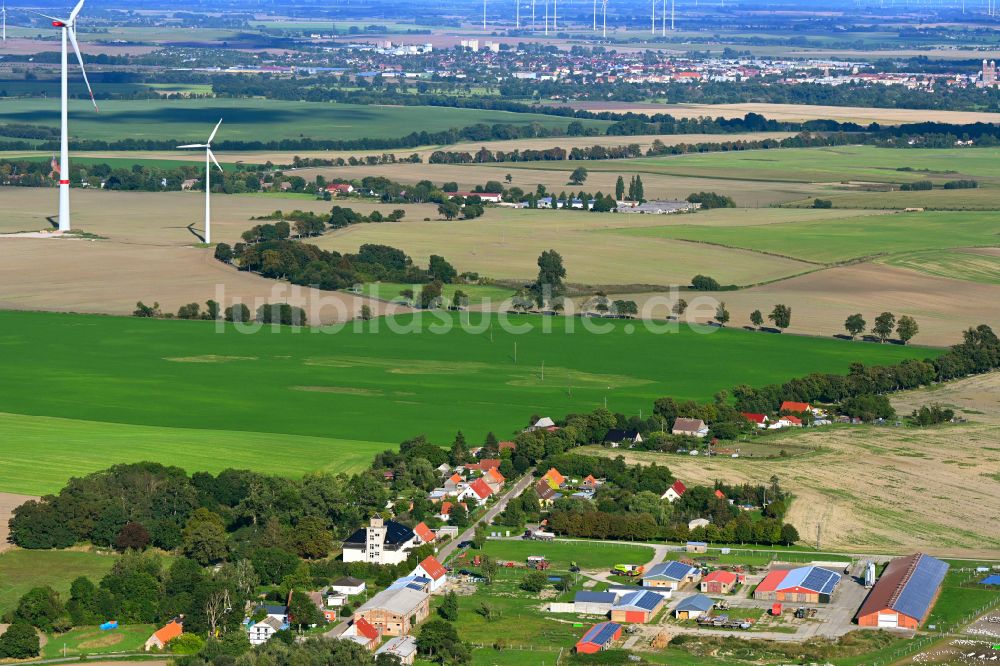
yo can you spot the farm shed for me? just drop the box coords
[686,541,708,554]
[981,575,1000,586]
[574,591,619,615]
[375,636,418,665]
[754,566,841,604]
[855,553,949,629]
[643,561,699,590]
[701,570,741,594]
[673,594,715,620]
[611,590,666,623]
[575,622,622,654]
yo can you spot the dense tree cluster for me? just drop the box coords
[733,324,999,414]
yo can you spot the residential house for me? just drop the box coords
[701,570,742,594]
[443,473,466,493]
[603,429,643,448]
[413,522,436,545]
[459,477,493,506]
[354,587,431,637]
[412,555,449,592]
[246,616,287,646]
[438,501,455,522]
[375,635,418,664]
[498,440,517,452]
[541,467,566,488]
[741,413,769,428]
[643,561,699,590]
[341,617,379,651]
[484,467,506,493]
[325,183,355,195]
[580,475,602,491]
[780,401,816,415]
[144,619,183,651]
[329,576,366,597]
[534,479,559,506]
[672,418,709,438]
[661,480,687,503]
[673,594,715,620]
[342,515,418,565]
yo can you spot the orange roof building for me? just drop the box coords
[413,522,436,544]
[145,619,183,651]
[542,468,565,488]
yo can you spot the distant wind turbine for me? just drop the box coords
[602,0,608,37]
[177,119,224,245]
[32,0,98,232]
[2,1,7,41]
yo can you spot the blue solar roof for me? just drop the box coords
[891,554,949,621]
[615,590,665,611]
[579,622,620,646]
[981,575,1000,586]
[778,566,840,595]
[674,594,715,612]
[575,591,617,604]
[645,561,696,581]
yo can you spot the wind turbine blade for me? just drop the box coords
[177,144,207,149]
[208,149,224,173]
[69,0,86,23]
[25,8,62,22]
[67,27,99,111]
[207,118,223,144]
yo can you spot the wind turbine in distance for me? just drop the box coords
[2,1,7,41]
[32,0,98,232]
[177,119,224,245]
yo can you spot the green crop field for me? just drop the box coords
[0,98,609,144]
[0,550,118,615]
[0,413,386,496]
[478,539,655,570]
[608,210,1000,265]
[879,249,1000,284]
[502,146,1000,185]
[0,310,936,495]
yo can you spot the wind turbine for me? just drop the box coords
[602,0,608,37]
[177,119,224,245]
[33,0,98,232]
[2,1,7,41]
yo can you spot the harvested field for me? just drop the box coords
[0,189,416,323]
[879,248,1000,285]
[319,207,816,286]
[0,493,37,552]
[556,102,1000,126]
[581,372,1000,558]
[615,262,1000,347]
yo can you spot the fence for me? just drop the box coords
[870,594,1000,666]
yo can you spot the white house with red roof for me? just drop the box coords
[325,183,355,195]
[458,478,494,506]
[412,555,449,593]
[780,401,817,415]
[438,501,454,522]
[342,617,379,651]
[741,413,769,428]
[484,467,506,493]
[413,522,436,545]
[661,480,687,503]
[771,415,803,429]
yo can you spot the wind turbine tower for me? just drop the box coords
[651,0,656,33]
[553,0,557,30]
[177,120,224,245]
[35,0,98,233]
[2,1,7,41]
[602,0,608,37]
[516,0,520,28]
[593,0,597,30]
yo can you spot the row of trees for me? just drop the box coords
[844,312,919,344]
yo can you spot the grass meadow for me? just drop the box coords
[0,309,935,495]
[41,623,156,659]
[0,98,609,144]
[0,550,118,614]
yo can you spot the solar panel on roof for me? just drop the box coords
[800,568,840,595]
[580,622,620,646]
[892,555,949,621]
